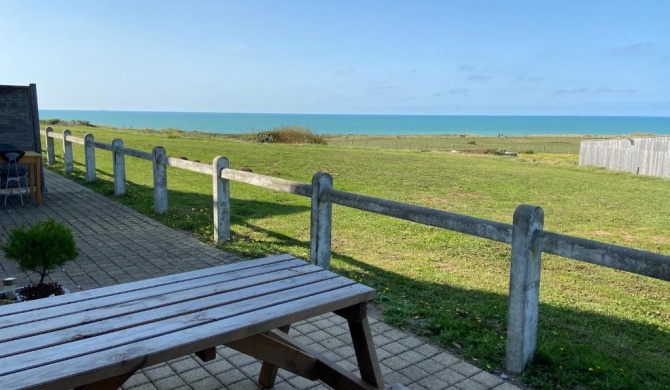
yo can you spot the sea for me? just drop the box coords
[39,110,670,137]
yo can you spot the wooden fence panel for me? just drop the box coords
[580,137,670,179]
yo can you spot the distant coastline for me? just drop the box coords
[39,110,670,137]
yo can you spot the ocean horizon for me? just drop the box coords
[39,110,670,137]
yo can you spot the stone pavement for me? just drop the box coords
[0,171,523,390]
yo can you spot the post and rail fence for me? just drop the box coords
[42,127,670,374]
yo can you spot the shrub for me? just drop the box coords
[39,118,97,127]
[481,148,499,155]
[243,126,326,144]
[43,118,62,125]
[467,140,477,145]
[524,149,535,154]
[1,219,79,284]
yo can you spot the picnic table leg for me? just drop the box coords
[336,303,384,389]
[258,324,291,388]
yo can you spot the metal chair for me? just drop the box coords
[0,150,29,207]
[0,144,15,176]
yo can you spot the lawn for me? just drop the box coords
[323,133,589,154]
[44,124,670,390]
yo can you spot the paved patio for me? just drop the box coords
[0,171,523,390]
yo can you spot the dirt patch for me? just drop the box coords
[366,302,385,320]
[650,236,670,244]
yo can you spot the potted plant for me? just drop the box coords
[1,218,79,301]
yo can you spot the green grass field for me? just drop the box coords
[323,133,590,154]
[44,124,670,390]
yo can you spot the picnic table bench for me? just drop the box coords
[0,254,385,390]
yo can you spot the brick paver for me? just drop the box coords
[0,171,523,390]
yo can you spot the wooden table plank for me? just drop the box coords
[1,259,314,333]
[0,254,297,317]
[0,276,362,376]
[0,269,338,358]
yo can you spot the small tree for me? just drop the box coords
[1,219,79,284]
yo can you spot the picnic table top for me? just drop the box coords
[0,254,377,389]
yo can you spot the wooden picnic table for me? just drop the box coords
[0,254,384,390]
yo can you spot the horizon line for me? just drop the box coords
[39,109,670,119]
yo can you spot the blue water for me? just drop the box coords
[39,110,670,136]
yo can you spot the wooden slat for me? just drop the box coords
[0,87,30,116]
[0,119,31,130]
[258,324,291,388]
[0,276,363,376]
[0,120,33,150]
[348,316,384,388]
[335,303,384,386]
[0,258,310,330]
[0,270,340,361]
[0,254,297,317]
[92,140,113,151]
[226,332,319,380]
[64,134,85,145]
[1,284,374,389]
[265,329,380,390]
[122,147,153,160]
[165,156,213,174]
[0,85,37,152]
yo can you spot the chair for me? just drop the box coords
[0,150,29,206]
[0,144,15,176]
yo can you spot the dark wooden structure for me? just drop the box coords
[0,84,41,151]
[0,83,44,193]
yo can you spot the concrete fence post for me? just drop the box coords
[212,156,230,243]
[62,129,73,173]
[310,172,333,270]
[45,127,55,166]
[112,139,126,196]
[152,146,168,214]
[84,133,96,183]
[506,204,544,374]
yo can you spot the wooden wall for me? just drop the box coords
[580,137,670,179]
[0,84,41,152]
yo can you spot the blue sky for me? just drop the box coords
[2,1,668,116]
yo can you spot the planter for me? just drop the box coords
[0,285,70,302]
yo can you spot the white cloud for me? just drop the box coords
[458,64,477,72]
[467,74,491,81]
[449,88,468,94]
[515,75,543,83]
[334,67,355,76]
[370,81,400,92]
[593,87,637,94]
[604,42,653,56]
[230,44,247,53]
[554,87,588,95]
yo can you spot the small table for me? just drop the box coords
[0,254,383,389]
[0,151,42,206]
